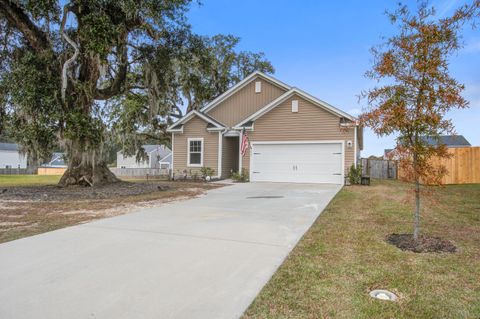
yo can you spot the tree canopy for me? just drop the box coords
[0,0,273,185]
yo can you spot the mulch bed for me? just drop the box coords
[0,181,215,202]
[387,233,457,253]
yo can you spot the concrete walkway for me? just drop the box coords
[0,182,341,319]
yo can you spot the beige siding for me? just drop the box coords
[207,77,287,127]
[172,116,219,177]
[221,137,239,178]
[241,94,355,175]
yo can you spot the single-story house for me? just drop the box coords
[0,143,27,169]
[117,145,172,169]
[421,135,471,148]
[167,71,363,184]
[42,152,67,168]
[384,135,471,160]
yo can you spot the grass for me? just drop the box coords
[243,180,480,319]
[0,174,61,186]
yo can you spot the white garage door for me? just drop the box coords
[250,142,343,184]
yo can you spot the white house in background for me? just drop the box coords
[41,152,67,168]
[117,145,171,169]
[0,143,27,169]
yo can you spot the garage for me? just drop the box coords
[249,142,344,184]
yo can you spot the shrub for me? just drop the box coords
[231,169,249,182]
[348,164,362,185]
[200,167,215,179]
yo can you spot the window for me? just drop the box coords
[188,138,203,166]
[160,163,170,169]
[255,81,262,93]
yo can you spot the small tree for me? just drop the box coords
[360,1,479,241]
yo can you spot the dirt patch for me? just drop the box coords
[387,233,457,253]
[0,181,207,201]
[0,180,223,243]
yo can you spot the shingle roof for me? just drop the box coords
[0,143,18,151]
[420,135,471,147]
[142,145,171,158]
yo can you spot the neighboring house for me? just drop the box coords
[117,145,172,169]
[421,135,471,148]
[0,143,27,169]
[42,152,67,167]
[383,149,400,160]
[385,135,471,160]
[167,71,363,184]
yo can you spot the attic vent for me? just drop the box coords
[255,81,262,93]
[292,100,298,113]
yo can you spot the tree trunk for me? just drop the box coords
[413,151,420,241]
[26,152,39,174]
[413,178,420,241]
[58,145,119,187]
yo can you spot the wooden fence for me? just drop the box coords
[0,168,34,175]
[425,147,480,185]
[37,167,67,175]
[361,158,398,179]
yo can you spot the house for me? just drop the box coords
[0,143,27,169]
[42,152,67,168]
[421,135,471,148]
[385,135,471,160]
[383,149,400,160]
[117,145,172,169]
[167,72,363,184]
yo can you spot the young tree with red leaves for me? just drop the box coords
[360,1,479,241]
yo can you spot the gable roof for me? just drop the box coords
[234,88,356,128]
[142,144,171,155]
[159,153,172,164]
[166,110,225,132]
[200,71,291,113]
[421,135,471,147]
[0,143,18,151]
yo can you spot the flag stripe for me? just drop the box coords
[241,129,249,156]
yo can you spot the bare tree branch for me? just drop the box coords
[60,5,79,102]
[94,35,129,100]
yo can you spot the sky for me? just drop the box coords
[186,0,480,157]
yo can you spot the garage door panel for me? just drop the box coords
[250,142,343,184]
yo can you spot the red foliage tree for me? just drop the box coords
[360,1,479,240]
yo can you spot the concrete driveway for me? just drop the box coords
[0,182,341,319]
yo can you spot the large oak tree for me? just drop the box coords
[0,0,273,186]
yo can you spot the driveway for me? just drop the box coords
[0,182,341,319]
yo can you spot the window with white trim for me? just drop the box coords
[188,138,203,166]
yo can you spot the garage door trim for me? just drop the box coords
[249,140,345,184]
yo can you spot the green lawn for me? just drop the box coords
[0,174,61,186]
[243,180,480,319]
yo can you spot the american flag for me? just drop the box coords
[240,128,249,156]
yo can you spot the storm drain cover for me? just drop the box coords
[246,196,284,199]
[369,289,397,301]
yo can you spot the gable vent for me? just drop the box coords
[292,100,299,113]
[255,81,262,93]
